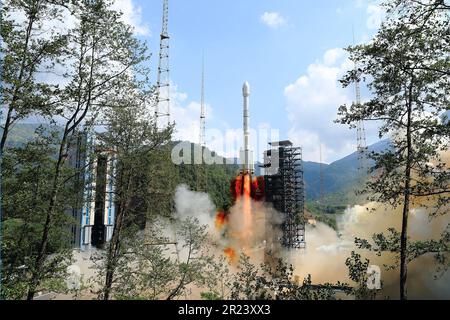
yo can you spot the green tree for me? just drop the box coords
[95,70,173,300]
[230,254,268,300]
[166,217,222,300]
[175,145,238,212]
[338,1,449,299]
[91,220,178,300]
[93,213,223,300]
[0,0,67,151]
[230,254,351,300]
[147,144,178,220]
[1,129,73,299]
[345,252,380,300]
[25,0,149,300]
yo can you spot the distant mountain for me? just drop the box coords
[0,123,65,150]
[177,139,392,203]
[4,124,391,205]
[0,123,43,148]
[304,139,391,201]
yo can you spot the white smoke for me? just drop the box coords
[173,185,216,227]
[290,202,450,299]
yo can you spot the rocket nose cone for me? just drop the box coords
[243,81,250,96]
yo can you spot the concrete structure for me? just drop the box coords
[67,132,116,251]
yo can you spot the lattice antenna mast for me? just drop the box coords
[199,55,206,147]
[197,55,207,192]
[355,79,368,175]
[353,29,368,176]
[155,0,171,127]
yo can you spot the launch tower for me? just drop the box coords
[264,141,306,249]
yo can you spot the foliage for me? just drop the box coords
[230,253,352,300]
[0,0,154,299]
[1,130,74,299]
[0,0,68,151]
[337,0,449,299]
[175,145,239,211]
[91,216,225,301]
[94,62,172,299]
[201,291,222,300]
[345,252,380,300]
[165,217,225,300]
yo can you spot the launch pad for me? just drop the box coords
[226,82,306,254]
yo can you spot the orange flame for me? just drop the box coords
[222,172,258,265]
[234,175,243,201]
[224,247,237,264]
[215,211,227,230]
[242,173,252,243]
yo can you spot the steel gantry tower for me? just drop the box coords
[264,141,306,250]
[155,0,171,126]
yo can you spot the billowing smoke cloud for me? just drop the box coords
[289,201,450,299]
[288,149,450,299]
[224,197,283,264]
[173,185,216,227]
[65,170,449,300]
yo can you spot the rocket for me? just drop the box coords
[241,81,254,174]
[231,81,265,202]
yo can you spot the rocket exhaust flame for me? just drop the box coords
[224,247,237,264]
[215,82,255,264]
[218,82,268,265]
[215,211,228,230]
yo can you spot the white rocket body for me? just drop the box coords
[241,81,254,174]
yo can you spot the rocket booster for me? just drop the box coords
[232,81,264,201]
[241,81,254,174]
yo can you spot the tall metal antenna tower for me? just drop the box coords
[155,0,171,126]
[199,55,206,148]
[197,56,207,192]
[355,79,368,176]
[353,27,368,176]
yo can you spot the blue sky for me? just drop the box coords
[114,0,384,163]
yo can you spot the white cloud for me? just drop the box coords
[260,12,287,29]
[284,49,377,163]
[170,84,214,145]
[112,0,150,36]
[366,4,385,30]
[323,48,344,66]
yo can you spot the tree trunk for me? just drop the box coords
[26,135,67,300]
[400,83,414,301]
[167,232,192,300]
[26,24,96,299]
[103,166,131,300]
[103,205,124,301]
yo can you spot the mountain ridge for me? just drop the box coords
[4,124,391,202]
